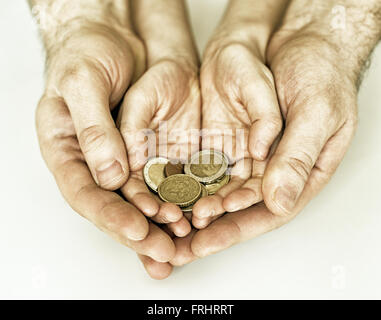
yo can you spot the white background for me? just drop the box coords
[0,0,380,299]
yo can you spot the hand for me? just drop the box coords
[261,0,380,217]
[35,11,176,271]
[120,0,201,279]
[117,59,200,238]
[171,0,381,265]
[191,15,284,229]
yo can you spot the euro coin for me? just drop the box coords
[182,184,208,212]
[143,157,169,192]
[204,174,230,195]
[184,150,229,184]
[158,174,202,208]
[164,162,184,177]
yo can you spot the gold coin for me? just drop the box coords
[182,184,208,212]
[143,157,169,192]
[164,162,184,177]
[184,150,229,184]
[204,174,230,195]
[158,174,201,208]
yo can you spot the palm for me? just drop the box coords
[118,60,201,235]
[192,44,279,228]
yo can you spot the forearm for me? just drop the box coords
[29,0,134,50]
[131,0,199,70]
[207,0,290,59]
[280,0,381,81]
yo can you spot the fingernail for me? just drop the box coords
[254,141,268,160]
[273,186,299,214]
[126,232,145,242]
[96,160,124,186]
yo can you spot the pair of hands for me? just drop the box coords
[35,2,364,279]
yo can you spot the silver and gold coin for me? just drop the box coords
[158,174,202,208]
[143,157,169,192]
[182,184,208,212]
[184,150,229,184]
[204,174,230,195]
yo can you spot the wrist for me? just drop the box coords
[277,0,381,77]
[131,0,199,71]
[30,0,136,51]
[204,0,289,62]
[205,22,271,62]
[143,40,199,75]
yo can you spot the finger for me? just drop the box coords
[263,101,342,216]
[118,72,159,171]
[193,214,223,230]
[155,202,184,224]
[289,119,357,214]
[242,64,283,161]
[191,158,252,228]
[170,230,198,266]
[37,96,177,263]
[167,217,192,238]
[121,171,160,217]
[192,195,225,229]
[191,202,292,258]
[138,254,173,280]
[127,223,176,263]
[223,158,267,212]
[121,172,184,223]
[57,64,129,190]
[36,96,148,241]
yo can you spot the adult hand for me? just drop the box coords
[171,0,381,266]
[34,1,176,274]
[262,0,381,216]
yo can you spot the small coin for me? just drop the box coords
[158,174,202,208]
[182,184,208,212]
[164,162,184,177]
[184,150,229,184]
[143,157,169,192]
[204,174,230,195]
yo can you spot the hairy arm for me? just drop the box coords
[271,0,381,85]
[28,0,136,55]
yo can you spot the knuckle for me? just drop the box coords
[285,152,314,183]
[265,116,283,135]
[78,125,107,154]
[59,61,96,91]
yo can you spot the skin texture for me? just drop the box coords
[31,0,381,279]
[191,0,288,228]
[125,0,201,279]
[170,0,381,267]
[33,1,177,267]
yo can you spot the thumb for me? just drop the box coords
[58,66,129,190]
[241,65,283,161]
[263,100,338,216]
[118,74,158,171]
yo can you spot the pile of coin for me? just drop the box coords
[143,150,230,212]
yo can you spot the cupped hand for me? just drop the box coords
[117,59,201,239]
[171,22,361,267]
[36,22,177,274]
[191,42,282,229]
[262,29,358,217]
